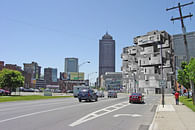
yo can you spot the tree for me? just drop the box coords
[187,58,195,104]
[177,62,190,90]
[0,69,24,92]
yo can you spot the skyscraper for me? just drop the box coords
[44,67,57,85]
[64,58,78,73]
[99,32,115,80]
[23,61,41,80]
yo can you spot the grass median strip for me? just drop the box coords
[0,95,73,102]
[179,96,195,112]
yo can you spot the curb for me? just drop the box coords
[149,104,159,130]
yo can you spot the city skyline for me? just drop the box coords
[0,0,194,83]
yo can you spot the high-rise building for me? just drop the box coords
[64,58,78,73]
[44,67,57,85]
[172,31,195,69]
[23,62,41,80]
[99,32,115,81]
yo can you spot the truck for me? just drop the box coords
[73,85,89,97]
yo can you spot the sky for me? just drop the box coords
[0,0,195,83]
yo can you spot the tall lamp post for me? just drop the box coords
[78,61,90,81]
[88,72,97,86]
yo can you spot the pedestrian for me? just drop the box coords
[175,91,179,105]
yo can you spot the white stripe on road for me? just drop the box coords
[69,101,130,127]
[0,103,82,123]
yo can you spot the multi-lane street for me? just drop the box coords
[0,94,160,130]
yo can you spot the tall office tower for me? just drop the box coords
[23,61,41,80]
[44,67,57,85]
[172,31,195,69]
[99,32,115,79]
[64,58,78,73]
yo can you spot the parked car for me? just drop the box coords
[4,90,11,96]
[0,89,5,96]
[54,89,61,93]
[96,91,104,97]
[107,90,117,98]
[66,90,73,93]
[78,88,98,102]
[0,89,11,96]
[129,93,144,104]
[184,91,192,97]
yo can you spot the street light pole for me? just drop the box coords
[133,72,136,93]
[78,61,90,81]
[160,42,165,107]
[88,72,97,86]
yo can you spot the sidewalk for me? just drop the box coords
[149,94,195,130]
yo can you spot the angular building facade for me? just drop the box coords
[121,30,174,94]
[99,32,115,83]
[173,31,195,69]
[64,58,78,73]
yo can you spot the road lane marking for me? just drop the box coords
[113,114,142,117]
[0,103,84,123]
[69,101,130,127]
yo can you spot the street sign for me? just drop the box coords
[159,80,166,86]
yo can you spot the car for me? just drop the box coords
[184,91,192,97]
[107,90,117,98]
[129,93,144,104]
[78,88,98,102]
[54,89,61,93]
[66,90,73,93]
[0,89,11,96]
[0,89,5,96]
[96,91,104,97]
[4,90,11,96]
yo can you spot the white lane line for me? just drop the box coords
[0,101,76,112]
[0,103,82,123]
[113,114,142,117]
[69,101,130,127]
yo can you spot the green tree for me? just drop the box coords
[177,62,190,90]
[187,58,195,104]
[0,69,24,92]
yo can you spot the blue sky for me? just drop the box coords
[0,0,194,82]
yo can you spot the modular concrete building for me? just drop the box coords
[121,30,174,94]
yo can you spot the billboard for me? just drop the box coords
[70,72,84,80]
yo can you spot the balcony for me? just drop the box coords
[137,34,163,46]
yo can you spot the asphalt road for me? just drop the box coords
[0,93,160,130]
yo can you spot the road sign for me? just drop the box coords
[159,80,166,86]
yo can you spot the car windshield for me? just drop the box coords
[132,93,141,96]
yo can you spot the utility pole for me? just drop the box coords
[166,2,195,104]
[166,1,193,63]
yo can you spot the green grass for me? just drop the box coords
[180,96,195,112]
[0,95,73,102]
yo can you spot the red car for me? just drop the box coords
[0,89,11,96]
[129,93,144,103]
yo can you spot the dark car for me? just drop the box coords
[108,90,117,98]
[96,91,104,97]
[129,93,144,103]
[78,88,98,102]
[0,89,11,96]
